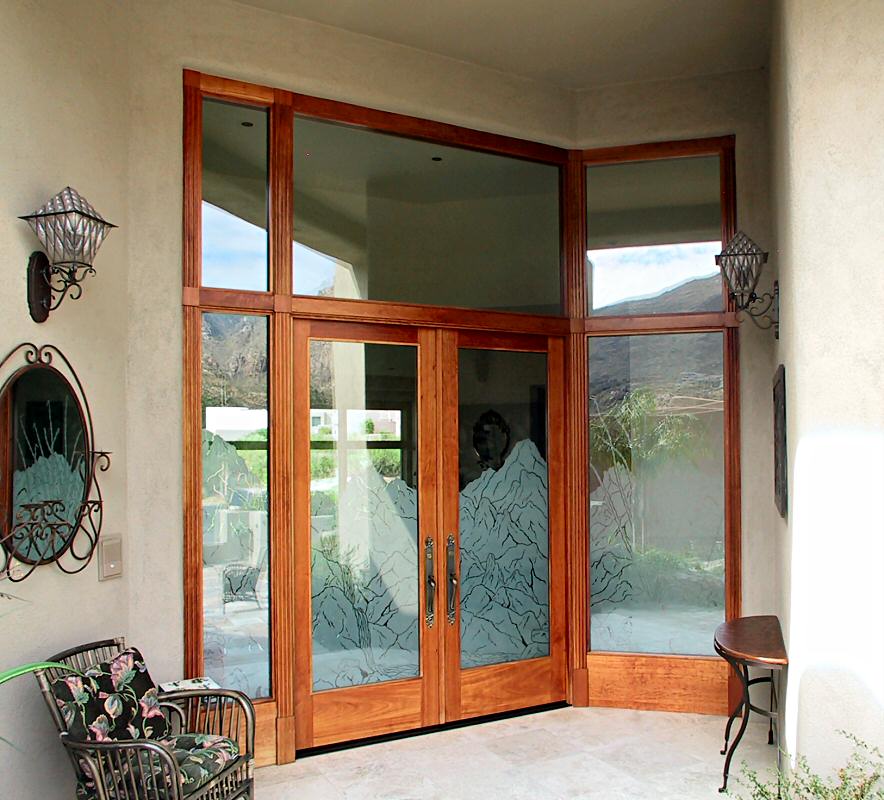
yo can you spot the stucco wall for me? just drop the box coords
[0,0,131,794]
[769,0,884,773]
[0,2,777,797]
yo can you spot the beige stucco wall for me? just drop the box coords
[769,0,884,774]
[0,1,131,794]
[1,2,778,797]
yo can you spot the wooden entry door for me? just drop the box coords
[293,322,566,749]
[293,321,442,748]
[440,330,567,721]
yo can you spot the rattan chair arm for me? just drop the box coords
[156,688,255,759]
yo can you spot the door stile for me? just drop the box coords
[546,336,568,702]
[292,319,314,747]
[439,329,462,720]
[417,327,442,727]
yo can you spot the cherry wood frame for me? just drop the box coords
[182,69,742,763]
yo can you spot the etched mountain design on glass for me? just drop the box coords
[459,439,549,668]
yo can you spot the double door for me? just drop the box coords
[293,321,566,748]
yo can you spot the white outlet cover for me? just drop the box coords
[98,534,123,581]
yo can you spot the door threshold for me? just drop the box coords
[297,701,569,758]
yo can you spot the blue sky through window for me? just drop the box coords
[588,241,721,310]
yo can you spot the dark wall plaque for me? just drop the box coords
[773,364,787,518]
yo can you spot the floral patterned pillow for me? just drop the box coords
[50,648,169,742]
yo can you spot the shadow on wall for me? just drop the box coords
[785,430,884,773]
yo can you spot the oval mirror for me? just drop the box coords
[1,365,88,564]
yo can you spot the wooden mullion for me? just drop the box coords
[563,151,587,318]
[270,311,296,762]
[585,311,736,335]
[583,136,735,165]
[288,295,570,335]
[290,93,566,164]
[182,74,202,289]
[182,305,202,679]
[270,92,293,297]
[565,332,589,704]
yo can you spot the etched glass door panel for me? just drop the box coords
[588,333,725,655]
[309,340,420,690]
[457,349,549,668]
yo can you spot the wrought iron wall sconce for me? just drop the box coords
[0,343,110,581]
[716,231,779,338]
[19,187,116,323]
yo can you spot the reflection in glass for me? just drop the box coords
[201,313,270,697]
[586,157,722,315]
[309,341,419,690]
[293,117,561,314]
[3,368,87,564]
[588,333,724,655]
[202,100,269,291]
[458,349,549,668]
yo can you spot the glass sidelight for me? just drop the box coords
[588,332,725,655]
[457,348,550,669]
[308,340,420,690]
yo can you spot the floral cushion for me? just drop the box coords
[73,734,240,799]
[161,734,240,791]
[50,648,168,742]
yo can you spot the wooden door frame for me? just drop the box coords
[292,320,441,748]
[182,69,743,764]
[440,330,567,722]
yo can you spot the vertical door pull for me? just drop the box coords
[424,537,436,627]
[446,534,458,624]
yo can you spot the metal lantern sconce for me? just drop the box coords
[716,230,779,338]
[19,187,116,323]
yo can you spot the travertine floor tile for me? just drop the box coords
[255,707,777,799]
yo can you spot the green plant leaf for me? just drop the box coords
[0,662,79,685]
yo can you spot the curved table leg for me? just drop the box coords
[721,694,744,755]
[720,660,751,792]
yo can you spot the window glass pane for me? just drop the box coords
[586,157,722,315]
[202,100,269,291]
[201,313,270,697]
[293,118,561,314]
[309,341,420,690]
[458,349,549,668]
[588,333,724,655]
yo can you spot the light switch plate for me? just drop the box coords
[98,534,123,580]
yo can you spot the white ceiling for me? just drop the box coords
[234,0,770,90]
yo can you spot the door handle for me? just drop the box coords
[424,537,436,627]
[446,534,458,625]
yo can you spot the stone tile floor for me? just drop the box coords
[256,706,777,799]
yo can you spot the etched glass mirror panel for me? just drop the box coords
[309,340,420,690]
[458,348,549,668]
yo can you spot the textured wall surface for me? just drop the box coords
[0,2,778,797]
[769,0,884,773]
[0,1,130,796]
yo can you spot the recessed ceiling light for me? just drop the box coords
[241,121,254,128]
[431,156,443,162]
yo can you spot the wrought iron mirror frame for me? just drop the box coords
[0,343,110,581]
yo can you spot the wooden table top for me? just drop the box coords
[714,615,788,668]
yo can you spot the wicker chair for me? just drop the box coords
[34,637,255,800]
